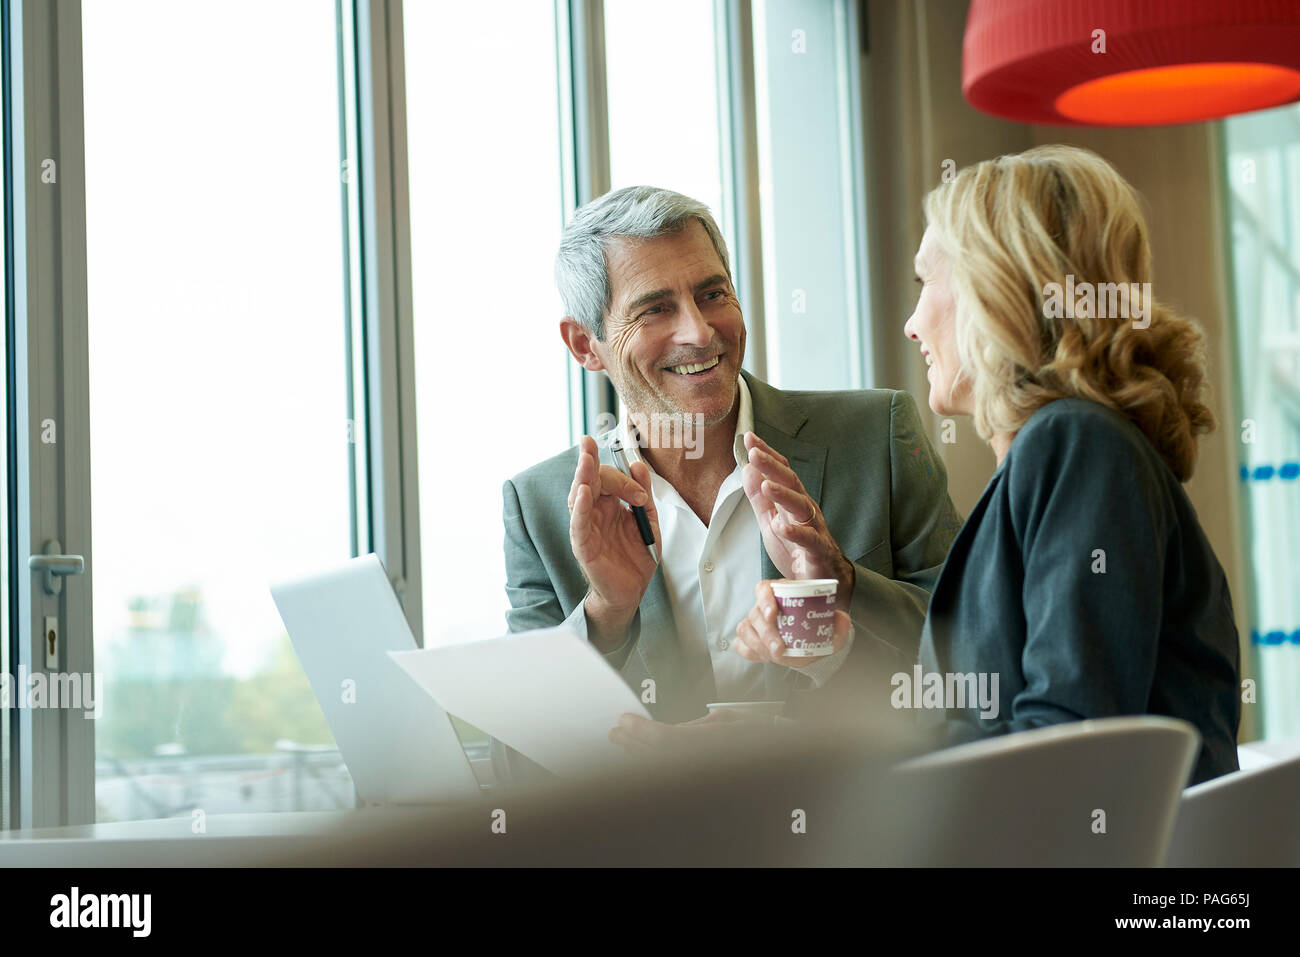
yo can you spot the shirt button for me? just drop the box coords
[702,561,715,573]
[716,638,729,651]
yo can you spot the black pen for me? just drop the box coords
[609,438,659,564]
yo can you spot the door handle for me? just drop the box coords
[28,540,85,595]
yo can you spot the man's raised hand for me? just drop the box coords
[568,434,662,647]
[741,431,854,607]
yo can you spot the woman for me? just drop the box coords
[736,145,1241,785]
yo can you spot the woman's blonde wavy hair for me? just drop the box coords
[922,144,1215,481]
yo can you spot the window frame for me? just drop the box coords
[7,0,423,827]
[2,0,15,831]
[7,0,95,828]
[558,0,618,433]
[717,0,768,382]
[351,0,423,644]
[5,0,875,828]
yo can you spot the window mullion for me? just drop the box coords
[352,0,423,645]
[10,0,94,828]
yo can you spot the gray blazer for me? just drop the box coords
[501,370,962,734]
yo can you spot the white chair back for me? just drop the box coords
[885,716,1200,866]
[1166,752,1300,866]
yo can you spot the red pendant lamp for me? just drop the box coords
[963,0,1300,126]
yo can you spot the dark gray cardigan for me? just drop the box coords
[915,397,1241,785]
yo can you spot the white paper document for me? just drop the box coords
[388,626,651,776]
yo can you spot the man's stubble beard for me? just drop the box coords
[633,371,738,426]
[610,369,738,457]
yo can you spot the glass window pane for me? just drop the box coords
[1224,103,1300,738]
[604,0,725,226]
[82,0,355,820]
[1,55,8,828]
[753,0,864,389]
[404,0,570,653]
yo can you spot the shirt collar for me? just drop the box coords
[615,373,753,472]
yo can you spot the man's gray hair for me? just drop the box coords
[555,185,732,340]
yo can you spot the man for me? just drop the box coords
[500,186,960,778]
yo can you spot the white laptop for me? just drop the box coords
[270,553,482,806]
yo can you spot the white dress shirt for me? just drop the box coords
[563,375,852,702]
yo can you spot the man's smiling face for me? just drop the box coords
[591,219,746,426]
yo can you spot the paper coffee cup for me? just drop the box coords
[770,579,838,657]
